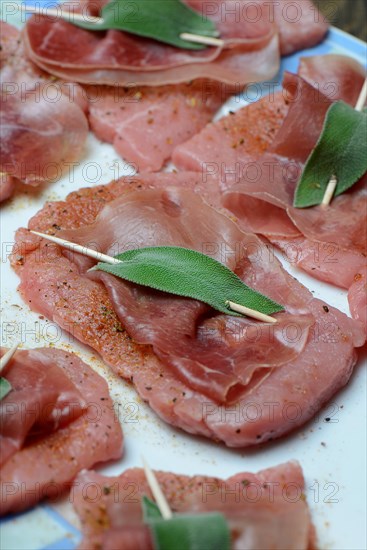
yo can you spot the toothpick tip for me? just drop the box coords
[180,32,224,47]
[226,300,277,323]
[355,78,367,112]
[141,456,172,520]
[0,342,20,372]
[29,230,121,265]
[321,175,338,207]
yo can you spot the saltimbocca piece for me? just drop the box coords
[174,55,366,332]
[11,173,365,447]
[73,461,316,550]
[23,1,328,86]
[220,58,366,290]
[0,347,123,515]
[0,22,88,202]
[23,0,278,86]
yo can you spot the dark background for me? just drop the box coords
[317,0,366,40]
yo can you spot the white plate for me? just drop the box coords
[1,3,366,549]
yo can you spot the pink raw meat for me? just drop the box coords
[0,347,123,515]
[85,80,225,171]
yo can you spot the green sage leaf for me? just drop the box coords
[294,101,367,208]
[0,377,12,401]
[142,496,163,522]
[149,513,231,550]
[72,0,218,50]
[141,497,230,550]
[93,246,283,317]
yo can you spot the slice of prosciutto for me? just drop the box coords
[0,347,123,515]
[11,173,365,447]
[84,80,225,172]
[0,349,86,466]
[73,462,316,550]
[0,21,88,202]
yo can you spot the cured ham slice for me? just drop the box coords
[73,461,316,550]
[0,347,123,515]
[0,349,86,466]
[84,80,225,171]
[0,22,88,202]
[0,173,15,203]
[0,20,19,68]
[23,0,327,87]
[223,156,366,290]
[297,54,367,103]
[11,173,365,447]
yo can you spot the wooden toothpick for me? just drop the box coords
[180,32,224,47]
[0,343,20,373]
[225,301,277,324]
[354,78,367,113]
[30,230,277,323]
[30,230,121,265]
[321,77,367,207]
[20,5,223,47]
[142,457,173,520]
[321,174,338,207]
